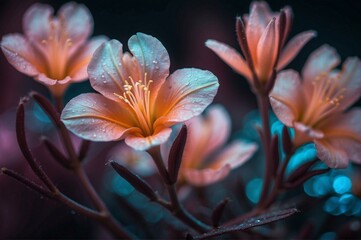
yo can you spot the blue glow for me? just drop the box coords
[304,175,332,197]
[332,175,352,194]
[33,103,52,124]
[126,191,149,209]
[340,194,357,216]
[143,203,164,223]
[319,232,336,240]
[111,175,135,196]
[324,196,339,213]
[246,178,263,203]
[271,120,284,136]
[313,176,332,196]
[351,201,361,217]
[287,144,317,174]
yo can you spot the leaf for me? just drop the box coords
[212,198,229,227]
[42,137,72,169]
[193,208,298,239]
[110,161,157,201]
[16,100,56,192]
[168,124,187,184]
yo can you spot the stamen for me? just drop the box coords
[114,73,154,135]
[303,72,347,125]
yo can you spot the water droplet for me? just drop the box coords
[101,74,105,78]
[103,80,107,84]
[155,66,159,70]
[152,60,158,64]
[102,128,106,132]
[180,90,184,94]
[118,63,122,66]
[93,134,97,138]
[82,109,86,112]
[14,52,18,56]
[185,82,190,86]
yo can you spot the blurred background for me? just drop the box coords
[0,0,361,239]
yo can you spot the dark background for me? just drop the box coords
[0,0,360,238]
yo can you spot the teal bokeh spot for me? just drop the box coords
[246,178,263,203]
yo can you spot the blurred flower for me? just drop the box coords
[1,2,107,97]
[270,45,361,168]
[179,105,257,186]
[61,33,219,151]
[109,144,156,176]
[206,1,315,88]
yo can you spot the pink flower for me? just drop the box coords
[270,45,361,168]
[61,33,219,151]
[177,105,257,186]
[206,1,315,87]
[1,2,107,97]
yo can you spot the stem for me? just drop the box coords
[167,184,211,233]
[51,95,133,239]
[148,146,211,233]
[260,149,293,209]
[54,95,64,113]
[74,166,109,212]
[256,94,273,207]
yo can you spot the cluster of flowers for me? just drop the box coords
[1,1,360,238]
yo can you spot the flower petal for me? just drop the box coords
[69,35,108,81]
[270,70,304,126]
[315,140,349,168]
[210,141,258,169]
[125,128,172,151]
[61,93,136,141]
[302,45,340,86]
[321,108,361,164]
[128,33,170,100]
[246,1,274,59]
[200,105,232,157]
[256,18,278,82]
[183,165,231,187]
[88,40,129,102]
[154,68,219,127]
[281,6,293,45]
[36,73,70,85]
[277,31,316,70]
[58,2,93,47]
[338,57,361,109]
[1,34,39,76]
[182,105,231,169]
[23,3,53,42]
[205,40,251,80]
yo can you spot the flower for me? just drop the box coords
[174,105,257,186]
[61,33,219,151]
[1,2,107,97]
[205,1,315,87]
[270,45,361,168]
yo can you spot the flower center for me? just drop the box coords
[114,73,154,136]
[302,72,346,126]
[40,20,72,80]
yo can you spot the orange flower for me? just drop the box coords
[270,45,361,168]
[1,2,107,97]
[206,1,315,88]
[61,33,219,151]
[171,105,257,186]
